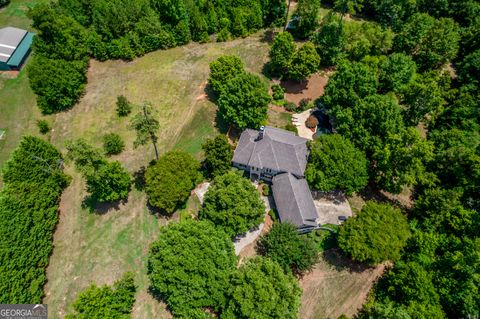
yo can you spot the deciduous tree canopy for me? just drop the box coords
[200,171,265,237]
[338,201,410,265]
[148,220,236,317]
[202,135,234,178]
[145,151,201,214]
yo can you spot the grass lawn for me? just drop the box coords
[43,34,270,318]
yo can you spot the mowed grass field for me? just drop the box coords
[43,35,271,318]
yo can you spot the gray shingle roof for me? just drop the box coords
[232,126,309,176]
[272,173,318,228]
[0,27,27,63]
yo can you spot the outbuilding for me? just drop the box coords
[0,27,34,71]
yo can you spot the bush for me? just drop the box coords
[338,201,410,265]
[257,223,317,274]
[305,114,319,128]
[145,151,201,214]
[271,84,285,100]
[200,171,265,237]
[284,101,298,112]
[222,257,301,319]
[262,183,270,196]
[0,137,68,303]
[148,220,236,316]
[116,95,132,117]
[102,133,125,155]
[37,119,51,134]
[284,122,298,134]
[299,98,312,111]
[66,273,136,318]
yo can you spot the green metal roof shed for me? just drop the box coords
[0,27,34,71]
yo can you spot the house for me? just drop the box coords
[0,27,34,71]
[232,126,319,232]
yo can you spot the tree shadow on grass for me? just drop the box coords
[358,182,409,211]
[260,29,277,44]
[322,248,373,274]
[133,166,146,191]
[81,196,128,215]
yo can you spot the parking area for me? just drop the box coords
[312,190,353,225]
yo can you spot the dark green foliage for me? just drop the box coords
[148,220,237,317]
[257,222,317,274]
[370,0,418,31]
[343,21,394,61]
[372,128,435,194]
[86,161,131,203]
[379,53,416,93]
[116,95,132,117]
[28,55,87,114]
[311,13,345,66]
[201,135,234,178]
[457,49,480,89]
[291,0,321,39]
[338,201,410,265]
[200,171,265,237]
[0,0,10,8]
[66,272,136,319]
[102,133,125,156]
[306,134,368,195]
[394,13,461,69]
[208,55,245,95]
[284,122,298,134]
[288,42,320,80]
[321,60,379,110]
[222,257,301,319]
[37,119,51,134]
[0,137,68,303]
[271,84,285,100]
[269,32,296,75]
[145,151,201,214]
[263,0,287,26]
[306,226,339,252]
[217,72,271,130]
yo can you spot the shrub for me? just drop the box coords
[66,272,136,318]
[116,95,132,117]
[271,84,285,100]
[200,171,265,237]
[284,101,298,112]
[102,133,125,155]
[305,114,319,128]
[257,222,317,274]
[299,98,312,111]
[37,119,51,134]
[148,220,236,316]
[145,151,201,214]
[262,183,270,196]
[284,122,298,134]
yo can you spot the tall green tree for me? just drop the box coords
[201,135,234,178]
[222,257,301,319]
[145,151,201,214]
[338,201,410,265]
[292,0,321,38]
[288,42,320,80]
[217,72,271,130]
[86,161,131,203]
[257,222,317,274]
[394,13,461,69]
[306,134,368,195]
[200,171,265,237]
[148,220,237,317]
[208,55,245,95]
[311,13,345,66]
[269,32,296,75]
[130,102,160,160]
[379,53,416,93]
